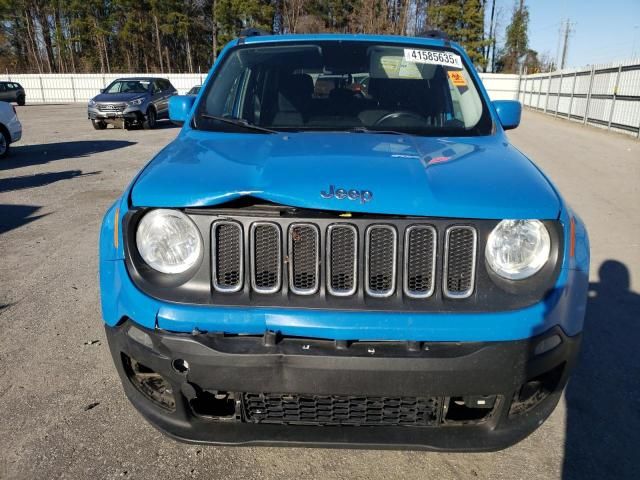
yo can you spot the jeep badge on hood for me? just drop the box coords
[320,185,373,204]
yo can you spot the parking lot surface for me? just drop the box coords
[0,104,638,480]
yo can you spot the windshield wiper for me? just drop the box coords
[199,114,278,134]
[347,126,407,136]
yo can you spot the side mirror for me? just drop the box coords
[100,88,105,93]
[492,100,522,130]
[169,95,196,126]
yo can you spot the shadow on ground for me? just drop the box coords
[1,140,135,170]
[0,170,100,193]
[563,260,640,479]
[0,204,48,234]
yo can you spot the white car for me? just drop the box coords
[0,101,22,158]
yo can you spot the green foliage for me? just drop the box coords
[427,0,489,69]
[0,0,497,73]
[498,0,529,73]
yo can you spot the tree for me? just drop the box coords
[427,0,489,69]
[497,0,529,73]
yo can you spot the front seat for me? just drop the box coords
[272,74,314,127]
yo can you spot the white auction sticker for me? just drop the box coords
[404,49,463,69]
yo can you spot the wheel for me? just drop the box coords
[142,108,157,130]
[0,129,10,159]
[17,96,25,106]
[92,119,107,130]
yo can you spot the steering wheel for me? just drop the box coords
[373,111,426,127]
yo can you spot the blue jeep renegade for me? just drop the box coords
[99,33,589,451]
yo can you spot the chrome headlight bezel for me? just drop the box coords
[135,209,203,275]
[88,99,96,107]
[485,219,551,280]
[128,97,145,106]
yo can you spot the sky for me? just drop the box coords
[492,0,640,68]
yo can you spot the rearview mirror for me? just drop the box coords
[492,100,522,130]
[169,95,196,126]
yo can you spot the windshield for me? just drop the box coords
[104,80,150,94]
[195,41,492,136]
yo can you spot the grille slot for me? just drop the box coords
[327,224,358,296]
[251,222,282,294]
[97,103,126,112]
[365,225,398,297]
[288,224,320,295]
[404,225,437,298]
[243,393,441,426]
[443,226,477,298]
[212,221,243,292]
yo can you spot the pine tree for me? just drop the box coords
[498,0,529,73]
[427,0,489,69]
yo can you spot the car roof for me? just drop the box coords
[240,33,457,50]
[112,77,168,81]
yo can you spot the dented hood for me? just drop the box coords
[130,130,561,219]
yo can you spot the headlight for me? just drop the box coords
[88,99,96,106]
[128,97,144,106]
[485,220,551,280]
[136,209,202,274]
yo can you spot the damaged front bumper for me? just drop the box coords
[106,318,581,451]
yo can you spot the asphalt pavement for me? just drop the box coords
[0,105,638,479]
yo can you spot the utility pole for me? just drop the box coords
[559,19,574,70]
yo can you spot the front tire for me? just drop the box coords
[92,119,107,130]
[17,96,25,106]
[142,108,157,130]
[0,129,10,159]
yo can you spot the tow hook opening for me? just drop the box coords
[187,387,238,419]
[172,358,190,375]
[444,396,497,423]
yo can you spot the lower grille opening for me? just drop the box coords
[121,353,176,412]
[242,393,442,426]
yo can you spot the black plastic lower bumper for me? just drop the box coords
[105,320,581,451]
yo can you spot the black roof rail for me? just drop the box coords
[418,29,450,41]
[239,28,271,38]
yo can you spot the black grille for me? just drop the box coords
[405,226,436,298]
[288,224,319,294]
[212,221,243,292]
[243,393,441,426]
[252,223,281,293]
[203,217,481,303]
[366,226,397,297]
[444,227,477,298]
[327,225,357,296]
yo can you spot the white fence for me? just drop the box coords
[0,73,208,102]
[519,58,640,137]
[0,72,518,103]
[3,67,638,137]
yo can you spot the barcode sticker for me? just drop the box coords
[404,49,463,69]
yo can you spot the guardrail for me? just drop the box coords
[518,58,640,138]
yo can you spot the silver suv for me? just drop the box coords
[87,77,177,130]
[0,82,26,106]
